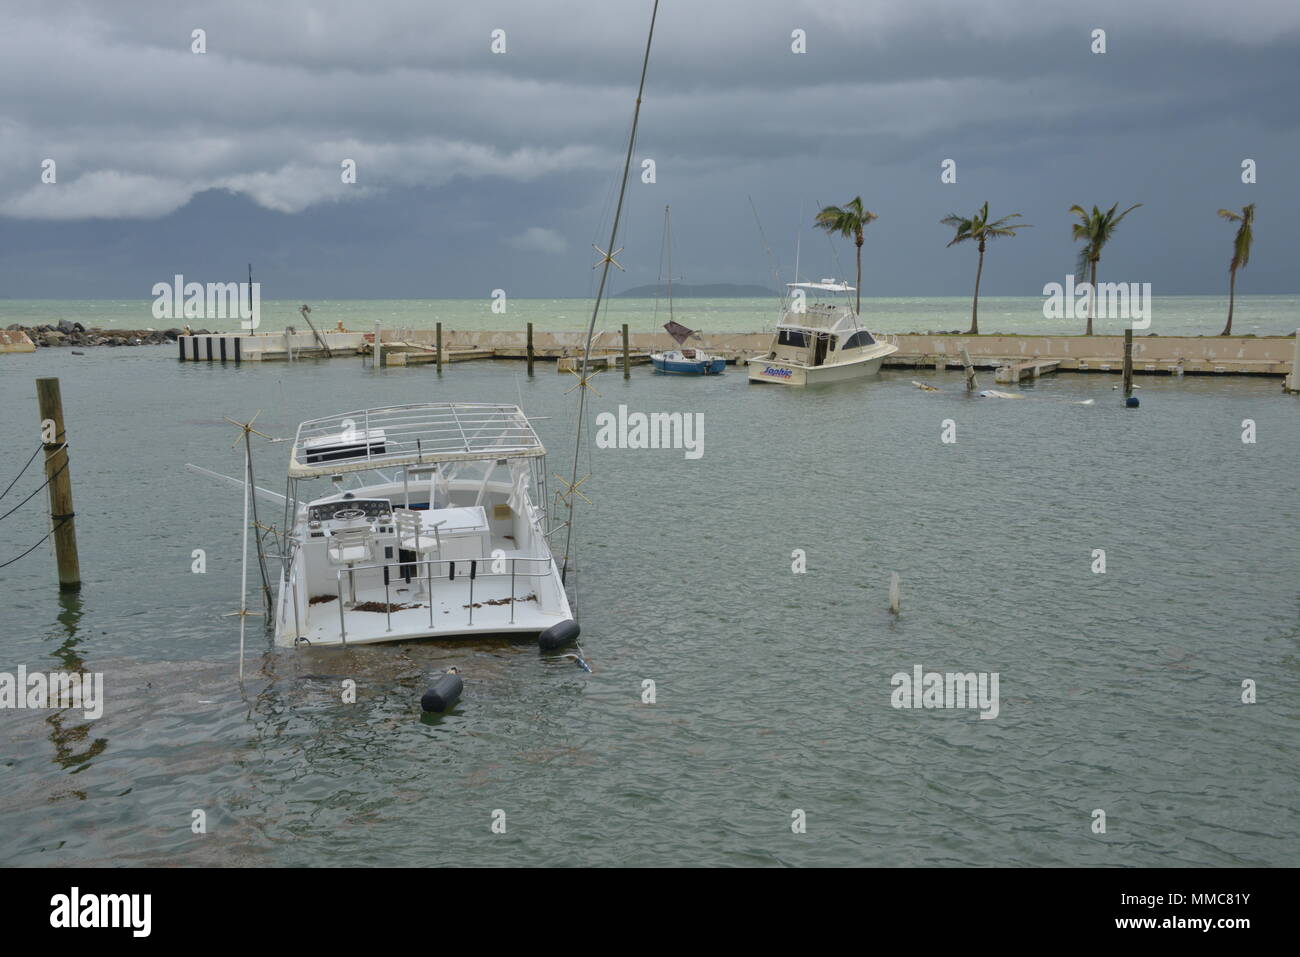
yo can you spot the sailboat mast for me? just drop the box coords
[665,205,673,323]
[560,0,660,587]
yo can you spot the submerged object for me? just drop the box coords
[911,380,940,392]
[421,669,463,713]
[561,652,593,672]
[978,389,1024,399]
[197,403,576,648]
[538,619,580,650]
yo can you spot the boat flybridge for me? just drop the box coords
[274,403,576,649]
[746,280,898,386]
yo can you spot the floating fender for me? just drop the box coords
[1125,396,1140,408]
[538,619,580,651]
[421,672,463,713]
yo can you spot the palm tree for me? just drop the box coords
[1218,204,1255,336]
[814,197,878,315]
[941,202,1031,335]
[1069,202,1142,335]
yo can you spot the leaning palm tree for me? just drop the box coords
[1069,202,1142,335]
[814,197,878,315]
[941,202,1031,335]
[1217,204,1255,336]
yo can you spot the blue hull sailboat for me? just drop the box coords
[652,348,726,374]
[648,205,726,376]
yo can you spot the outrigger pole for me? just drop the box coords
[238,436,250,681]
[226,411,274,680]
[561,0,660,592]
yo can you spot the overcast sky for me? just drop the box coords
[1,0,1296,299]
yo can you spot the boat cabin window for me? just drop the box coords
[777,329,808,348]
[839,331,876,350]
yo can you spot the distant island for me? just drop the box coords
[614,282,776,298]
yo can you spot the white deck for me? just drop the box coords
[281,556,568,647]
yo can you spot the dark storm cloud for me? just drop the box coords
[0,0,1296,297]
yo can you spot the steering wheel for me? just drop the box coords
[333,507,367,521]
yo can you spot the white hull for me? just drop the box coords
[747,343,897,386]
[275,557,571,647]
[266,404,574,649]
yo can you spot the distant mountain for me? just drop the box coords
[614,282,776,298]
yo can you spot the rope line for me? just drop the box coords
[0,456,68,523]
[0,443,46,502]
[0,515,70,570]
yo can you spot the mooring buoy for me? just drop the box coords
[1125,396,1140,408]
[539,619,580,650]
[421,669,463,713]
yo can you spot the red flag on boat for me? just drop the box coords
[663,320,694,345]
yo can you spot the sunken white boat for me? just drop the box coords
[746,281,899,386]
[273,403,576,648]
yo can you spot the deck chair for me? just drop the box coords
[394,510,443,597]
[326,525,375,606]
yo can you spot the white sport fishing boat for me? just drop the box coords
[271,402,576,649]
[746,280,898,386]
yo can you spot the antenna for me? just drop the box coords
[794,200,803,288]
[748,196,786,327]
[561,0,659,593]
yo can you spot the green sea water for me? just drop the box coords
[2,294,1297,338]
[0,342,1296,866]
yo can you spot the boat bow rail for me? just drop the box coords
[288,403,545,478]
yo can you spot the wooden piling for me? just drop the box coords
[622,323,630,379]
[959,347,977,391]
[1123,328,1134,396]
[35,377,80,591]
[889,571,901,615]
[1288,327,1300,393]
[436,323,443,373]
[527,322,535,376]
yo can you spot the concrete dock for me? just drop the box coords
[166,327,1297,380]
